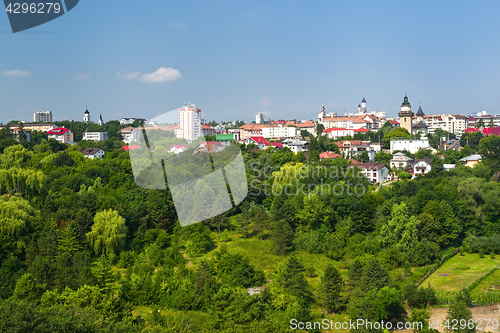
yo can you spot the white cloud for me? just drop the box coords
[116,71,141,80]
[140,67,182,83]
[260,96,272,108]
[170,22,188,29]
[116,67,182,83]
[3,70,32,77]
[74,73,91,80]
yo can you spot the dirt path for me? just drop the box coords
[395,305,500,333]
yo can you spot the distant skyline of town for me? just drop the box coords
[2,2,500,122]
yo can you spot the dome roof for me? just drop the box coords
[361,97,366,103]
[413,121,428,128]
[84,108,90,114]
[401,95,411,107]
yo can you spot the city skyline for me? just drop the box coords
[1,1,500,123]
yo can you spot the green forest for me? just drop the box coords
[0,122,500,333]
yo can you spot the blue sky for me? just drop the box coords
[1,0,500,123]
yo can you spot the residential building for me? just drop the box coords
[245,137,270,150]
[256,113,264,124]
[47,127,74,143]
[408,158,432,175]
[390,138,430,154]
[348,163,389,183]
[83,131,107,141]
[323,128,355,139]
[460,154,482,168]
[424,114,469,135]
[468,114,500,128]
[201,124,216,137]
[465,127,500,136]
[390,152,413,169]
[120,117,148,125]
[443,164,456,171]
[11,123,56,132]
[120,126,141,144]
[262,124,299,139]
[216,130,240,141]
[177,103,202,142]
[170,145,187,154]
[319,114,379,131]
[282,138,309,153]
[34,111,52,122]
[81,148,105,160]
[10,127,31,142]
[239,123,267,140]
[319,152,342,160]
[295,121,316,136]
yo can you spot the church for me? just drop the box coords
[398,95,429,135]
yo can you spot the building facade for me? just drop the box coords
[34,111,52,122]
[178,103,202,142]
[83,131,108,141]
[390,138,431,154]
[398,95,413,134]
[48,127,74,143]
[83,108,91,122]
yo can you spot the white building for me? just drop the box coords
[83,131,108,141]
[348,163,389,183]
[282,138,309,153]
[262,125,298,139]
[120,126,141,144]
[424,114,469,136]
[322,128,355,139]
[81,148,105,160]
[120,117,148,125]
[83,108,91,122]
[47,127,74,143]
[177,103,202,142]
[34,111,52,123]
[390,138,430,154]
[409,158,433,175]
[390,152,414,169]
[169,145,187,154]
[256,113,264,125]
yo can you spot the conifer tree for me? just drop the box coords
[282,255,312,303]
[321,263,343,312]
[58,223,82,254]
[271,219,294,254]
[360,258,391,292]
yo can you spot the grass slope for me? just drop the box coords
[424,253,500,292]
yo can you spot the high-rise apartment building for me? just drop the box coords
[177,103,201,142]
[34,111,52,122]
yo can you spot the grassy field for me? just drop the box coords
[424,253,500,292]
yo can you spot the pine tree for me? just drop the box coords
[253,205,267,241]
[271,219,294,254]
[360,258,391,292]
[321,263,343,312]
[282,255,312,303]
[446,294,475,333]
[58,223,82,254]
[91,256,115,294]
[348,259,363,289]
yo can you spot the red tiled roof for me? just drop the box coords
[354,128,370,132]
[319,152,341,159]
[466,127,500,135]
[121,145,140,151]
[170,145,187,149]
[347,162,387,170]
[269,142,283,148]
[47,127,71,135]
[201,141,221,145]
[323,127,349,132]
[249,137,270,145]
